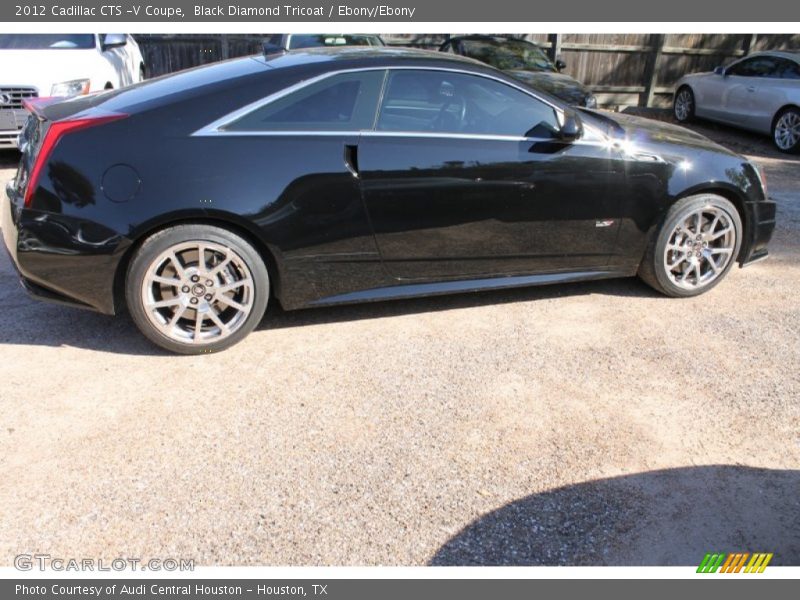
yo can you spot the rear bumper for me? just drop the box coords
[2,180,121,314]
[740,197,777,267]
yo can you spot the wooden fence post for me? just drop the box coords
[548,33,562,62]
[220,34,229,60]
[642,33,665,108]
[743,34,758,55]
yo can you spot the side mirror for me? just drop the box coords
[101,34,127,51]
[558,111,583,142]
[713,66,726,76]
[262,42,286,55]
[555,58,567,71]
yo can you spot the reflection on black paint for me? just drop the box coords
[48,160,96,208]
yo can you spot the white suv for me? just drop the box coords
[0,33,145,148]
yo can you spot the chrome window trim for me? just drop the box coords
[192,65,607,142]
[193,129,609,146]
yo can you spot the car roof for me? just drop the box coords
[260,45,489,70]
[743,50,800,62]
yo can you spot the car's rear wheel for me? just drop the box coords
[638,194,742,297]
[126,224,269,354]
[673,86,695,123]
[772,107,800,153]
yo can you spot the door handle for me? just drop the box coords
[344,144,359,178]
[746,86,756,92]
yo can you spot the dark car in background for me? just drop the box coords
[3,47,775,353]
[440,35,596,107]
[264,33,385,53]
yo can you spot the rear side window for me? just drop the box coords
[223,70,385,132]
[774,58,800,79]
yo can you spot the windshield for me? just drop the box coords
[461,39,556,72]
[0,34,96,50]
[289,34,383,49]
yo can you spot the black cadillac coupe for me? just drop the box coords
[2,47,776,353]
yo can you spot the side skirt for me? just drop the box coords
[308,268,634,308]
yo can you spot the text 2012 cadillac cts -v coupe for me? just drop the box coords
[2,48,776,353]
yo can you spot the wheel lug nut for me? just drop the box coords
[191,275,199,283]
[205,294,212,301]
[190,297,198,305]
[206,280,213,286]
[182,286,190,293]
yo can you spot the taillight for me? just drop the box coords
[23,113,128,208]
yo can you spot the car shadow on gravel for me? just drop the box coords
[430,465,800,566]
[0,262,659,354]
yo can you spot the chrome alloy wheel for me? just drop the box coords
[774,111,800,151]
[663,206,736,290]
[141,241,255,345]
[674,89,693,121]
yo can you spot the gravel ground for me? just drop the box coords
[0,116,798,566]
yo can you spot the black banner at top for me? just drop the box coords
[2,0,800,22]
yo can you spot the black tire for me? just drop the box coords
[638,194,742,298]
[771,107,800,154]
[126,224,269,354]
[673,86,695,123]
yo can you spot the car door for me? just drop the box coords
[357,68,620,280]
[718,56,779,128]
[692,70,729,120]
[748,57,800,133]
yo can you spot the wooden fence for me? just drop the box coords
[134,33,800,108]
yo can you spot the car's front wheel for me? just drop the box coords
[638,194,742,297]
[772,107,800,153]
[126,224,269,354]
[673,86,695,123]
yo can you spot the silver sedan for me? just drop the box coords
[673,51,800,153]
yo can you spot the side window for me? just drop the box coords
[775,58,800,79]
[376,70,560,138]
[728,57,779,78]
[223,70,385,132]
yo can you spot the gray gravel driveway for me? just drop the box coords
[0,116,798,566]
